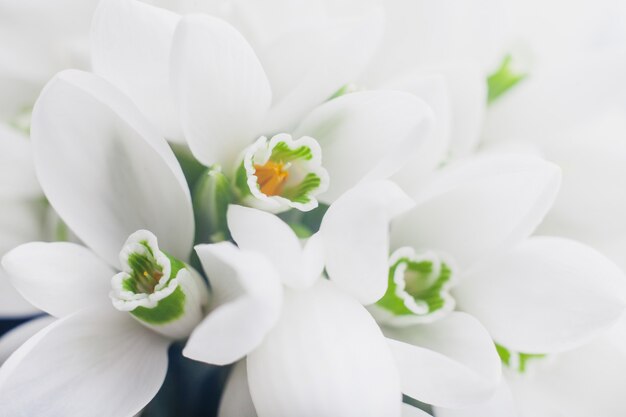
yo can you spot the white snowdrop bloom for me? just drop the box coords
[0,69,210,416]
[307,153,626,410]
[90,0,435,212]
[387,153,626,350]
[183,181,503,416]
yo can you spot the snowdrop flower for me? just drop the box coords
[322,153,626,409]
[0,69,210,416]
[389,152,625,345]
[181,181,503,416]
[90,0,433,213]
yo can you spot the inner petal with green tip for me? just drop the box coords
[110,230,208,339]
[375,247,455,325]
[495,343,547,374]
[236,133,329,213]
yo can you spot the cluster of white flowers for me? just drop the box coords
[1,0,626,416]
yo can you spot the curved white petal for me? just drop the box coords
[456,237,626,353]
[392,154,561,272]
[171,15,272,168]
[436,63,486,157]
[218,360,258,417]
[0,316,55,363]
[247,279,401,417]
[320,180,415,305]
[227,205,323,289]
[0,124,40,199]
[385,312,501,408]
[92,0,182,140]
[2,242,114,318]
[184,242,282,365]
[434,380,517,417]
[0,308,169,417]
[537,110,626,240]
[31,70,193,266]
[382,73,451,194]
[0,268,39,317]
[261,7,385,132]
[294,90,434,202]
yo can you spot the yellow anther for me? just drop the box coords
[254,161,289,196]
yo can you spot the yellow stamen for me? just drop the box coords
[254,161,289,196]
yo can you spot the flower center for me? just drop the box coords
[126,248,164,294]
[374,247,455,325]
[254,160,290,196]
[110,230,208,339]
[236,133,329,213]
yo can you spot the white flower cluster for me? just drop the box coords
[1,0,626,416]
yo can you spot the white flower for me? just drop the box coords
[90,0,435,211]
[0,69,209,416]
[182,180,503,415]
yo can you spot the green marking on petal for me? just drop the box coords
[269,141,313,162]
[131,285,186,324]
[487,54,527,104]
[376,248,455,322]
[495,343,546,373]
[281,173,321,204]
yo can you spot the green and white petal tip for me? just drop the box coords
[110,230,209,340]
[495,343,548,375]
[236,133,329,213]
[372,247,456,326]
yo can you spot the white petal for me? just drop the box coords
[218,360,258,417]
[294,90,434,202]
[260,7,385,132]
[2,242,114,317]
[434,380,517,417]
[382,73,451,194]
[537,110,626,240]
[456,237,626,353]
[0,123,40,200]
[171,15,272,168]
[320,180,415,305]
[385,312,502,408]
[0,268,39,317]
[92,0,182,140]
[184,242,282,365]
[227,205,323,289]
[31,70,194,266]
[436,63,486,157]
[247,279,401,417]
[0,316,55,363]
[0,308,169,417]
[392,154,561,271]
